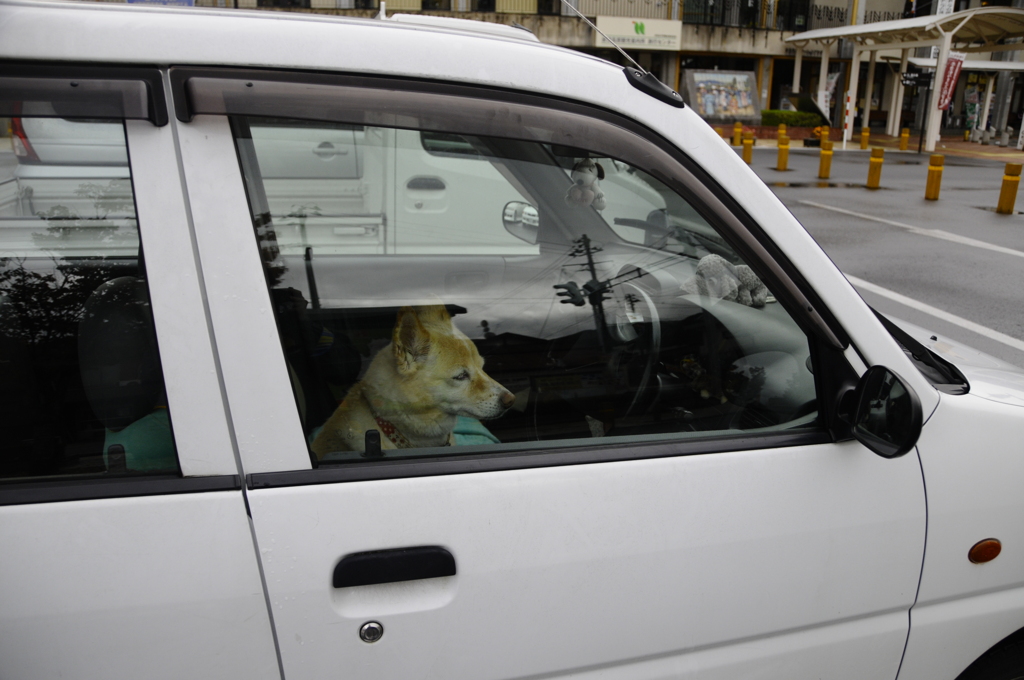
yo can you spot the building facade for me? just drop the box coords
[70,0,1023,134]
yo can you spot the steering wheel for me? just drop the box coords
[617,281,662,417]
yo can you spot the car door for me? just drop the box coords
[173,69,928,680]
[0,66,280,679]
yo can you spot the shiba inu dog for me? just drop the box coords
[311,305,515,457]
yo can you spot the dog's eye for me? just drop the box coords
[452,370,470,381]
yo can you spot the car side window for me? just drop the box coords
[0,113,179,480]
[231,106,818,464]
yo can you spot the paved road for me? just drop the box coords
[746,145,1024,368]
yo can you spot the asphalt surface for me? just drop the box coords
[745,145,1024,369]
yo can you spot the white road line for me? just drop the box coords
[797,200,1024,260]
[847,275,1024,353]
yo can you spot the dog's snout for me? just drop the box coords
[500,390,516,409]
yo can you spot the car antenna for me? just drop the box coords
[558,0,684,108]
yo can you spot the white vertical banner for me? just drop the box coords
[930,0,955,58]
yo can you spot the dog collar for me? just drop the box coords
[372,415,451,449]
[374,416,411,448]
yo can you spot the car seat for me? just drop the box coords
[78,276,176,473]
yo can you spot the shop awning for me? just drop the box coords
[781,7,1024,150]
[896,57,1024,72]
[786,7,1024,53]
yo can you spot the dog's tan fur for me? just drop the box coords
[311,305,514,457]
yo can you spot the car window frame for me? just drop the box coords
[169,67,858,485]
[0,64,242,505]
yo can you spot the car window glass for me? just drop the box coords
[233,115,818,464]
[0,116,179,480]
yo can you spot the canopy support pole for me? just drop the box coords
[979,71,996,135]
[843,45,861,145]
[864,49,877,130]
[793,46,803,94]
[887,48,910,136]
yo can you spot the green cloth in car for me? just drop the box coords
[103,409,177,472]
[452,416,501,446]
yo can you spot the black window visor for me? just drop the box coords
[0,63,167,126]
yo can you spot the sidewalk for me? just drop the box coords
[736,132,1024,161]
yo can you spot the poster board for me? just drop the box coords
[682,71,761,124]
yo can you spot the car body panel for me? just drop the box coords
[250,441,924,680]
[897,394,1024,677]
[0,492,281,680]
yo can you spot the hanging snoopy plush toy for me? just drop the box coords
[564,158,606,211]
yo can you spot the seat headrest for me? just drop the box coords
[78,276,163,432]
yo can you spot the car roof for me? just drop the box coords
[0,0,636,112]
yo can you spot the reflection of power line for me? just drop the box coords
[553,234,617,351]
[552,234,667,349]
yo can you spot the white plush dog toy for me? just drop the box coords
[564,158,606,211]
[680,254,768,308]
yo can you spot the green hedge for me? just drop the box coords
[760,110,824,128]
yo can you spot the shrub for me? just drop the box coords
[760,110,824,128]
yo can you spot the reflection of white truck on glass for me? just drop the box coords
[5,115,710,260]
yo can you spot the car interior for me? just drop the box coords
[236,118,820,462]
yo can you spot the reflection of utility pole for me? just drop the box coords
[554,234,653,351]
[574,235,610,351]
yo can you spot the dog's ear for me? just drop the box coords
[594,162,605,180]
[393,307,431,374]
[416,304,451,327]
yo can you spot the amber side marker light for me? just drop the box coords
[969,539,1002,564]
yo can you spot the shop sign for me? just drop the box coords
[594,16,682,52]
[900,70,932,88]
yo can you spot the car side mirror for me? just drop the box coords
[502,201,539,245]
[840,366,923,459]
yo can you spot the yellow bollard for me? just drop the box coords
[733,122,743,147]
[996,163,1023,214]
[777,134,790,171]
[821,126,830,144]
[866,147,884,189]
[715,126,725,140]
[860,127,870,150]
[818,139,833,180]
[742,132,754,164]
[925,154,944,201]
[899,128,910,151]
[963,129,971,142]
[778,123,787,139]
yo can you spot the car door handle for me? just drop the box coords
[406,176,446,191]
[333,546,456,588]
[313,141,348,159]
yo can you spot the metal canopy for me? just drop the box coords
[893,56,1024,73]
[782,7,1024,150]
[786,7,1024,53]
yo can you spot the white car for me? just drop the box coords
[1,2,1023,679]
